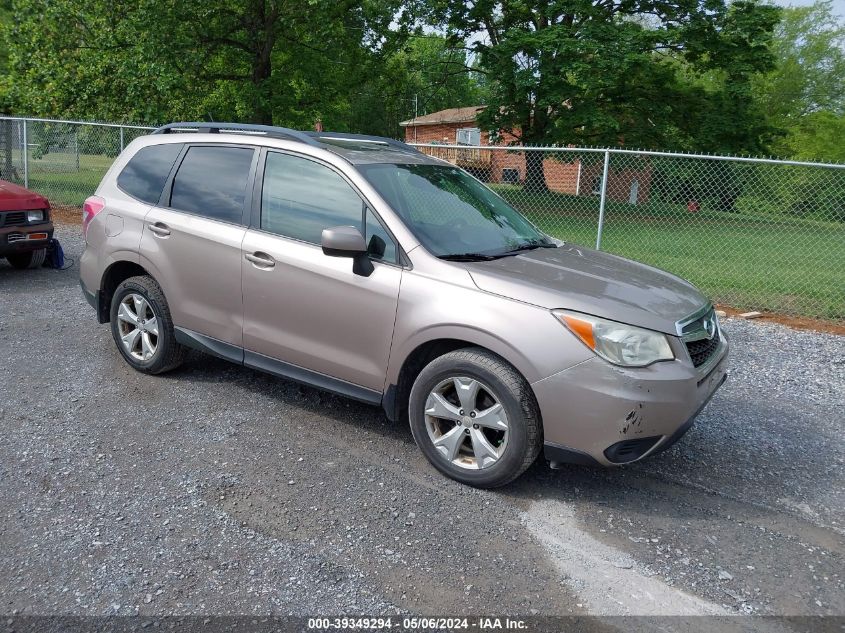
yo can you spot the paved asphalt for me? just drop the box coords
[1,223,842,623]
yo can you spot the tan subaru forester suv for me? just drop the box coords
[80,123,728,487]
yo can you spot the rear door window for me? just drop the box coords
[170,146,255,224]
[117,143,183,204]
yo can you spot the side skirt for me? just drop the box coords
[173,326,383,407]
[174,327,244,364]
[244,350,382,406]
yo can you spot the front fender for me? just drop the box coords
[385,270,593,389]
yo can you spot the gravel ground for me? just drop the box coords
[1,223,843,619]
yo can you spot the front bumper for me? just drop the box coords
[532,336,729,467]
[0,221,54,256]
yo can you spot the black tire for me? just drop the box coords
[408,347,542,488]
[6,248,46,269]
[110,275,186,374]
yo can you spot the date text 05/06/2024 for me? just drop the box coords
[307,617,529,630]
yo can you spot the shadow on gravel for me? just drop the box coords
[163,351,417,447]
[156,348,841,519]
[501,404,840,524]
[0,258,80,291]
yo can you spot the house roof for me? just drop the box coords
[400,106,484,127]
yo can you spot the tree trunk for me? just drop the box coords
[524,149,549,193]
[522,105,549,193]
[251,49,273,125]
[249,0,275,126]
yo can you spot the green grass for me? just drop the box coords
[492,185,845,320]
[18,153,845,320]
[24,152,114,207]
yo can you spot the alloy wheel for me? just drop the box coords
[117,293,159,361]
[424,376,509,470]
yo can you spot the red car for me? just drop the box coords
[0,179,53,269]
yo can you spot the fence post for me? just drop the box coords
[22,119,29,189]
[595,150,610,250]
[120,126,124,152]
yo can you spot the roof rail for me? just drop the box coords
[307,131,420,154]
[152,123,421,155]
[152,122,320,146]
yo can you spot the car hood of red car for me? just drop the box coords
[0,179,49,212]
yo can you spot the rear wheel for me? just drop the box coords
[6,248,46,269]
[408,348,542,488]
[110,275,185,374]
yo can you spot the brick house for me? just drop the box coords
[400,106,651,205]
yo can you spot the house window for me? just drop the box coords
[456,127,481,146]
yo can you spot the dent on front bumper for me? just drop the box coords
[532,336,729,467]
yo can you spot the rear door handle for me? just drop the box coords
[148,222,170,237]
[245,252,276,269]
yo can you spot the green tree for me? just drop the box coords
[780,111,845,163]
[0,0,18,180]
[753,1,845,161]
[3,0,409,126]
[347,35,486,138]
[429,0,780,189]
[0,0,12,112]
[755,1,844,122]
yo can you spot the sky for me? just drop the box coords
[780,0,845,17]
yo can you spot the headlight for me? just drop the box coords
[26,210,44,222]
[553,310,674,367]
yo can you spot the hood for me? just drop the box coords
[0,180,49,212]
[465,244,709,335]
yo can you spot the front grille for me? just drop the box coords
[0,212,27,227]
[6,232,25,243]
[686,331,721,368]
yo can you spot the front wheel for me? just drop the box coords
[6,248,46,269]
[408,348,542,488]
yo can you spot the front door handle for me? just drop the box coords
[148,222,171,237]
[245,252,276,269]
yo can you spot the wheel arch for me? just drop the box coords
[98,260,154,323]
[382,329,540,423]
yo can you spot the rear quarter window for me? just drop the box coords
[116,143,183,204]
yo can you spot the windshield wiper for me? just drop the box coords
[500,241,558,255]
[437,252,503,262]
[438,240,556,262]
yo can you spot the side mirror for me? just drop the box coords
[321,226,373,277]
[321,226,366,257]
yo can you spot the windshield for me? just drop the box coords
[358,163,552,258]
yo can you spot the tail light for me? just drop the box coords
[82,196,105,237]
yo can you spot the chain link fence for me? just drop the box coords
[0,117,154,210]
[414,144,845,322]
[0,116,841,320]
